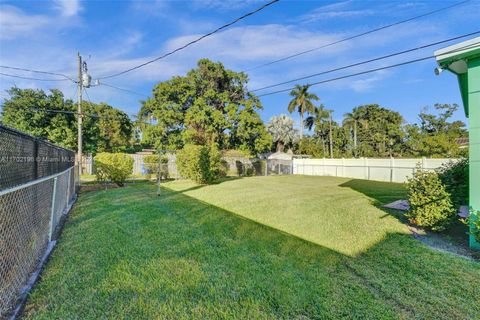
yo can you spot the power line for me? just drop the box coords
[257,42,480,97]
[0,72,69,82]
[99,82,148,98]
[252,31,480,92]
[0,65,76,82]
[98,0,280,80]
[245,0,470,72]
[4,105,98,117]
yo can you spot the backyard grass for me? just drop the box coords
[23,176,479,319]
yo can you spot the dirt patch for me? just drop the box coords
[407,224,479,261]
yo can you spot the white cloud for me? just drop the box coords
[299,1,375,23]
[0,5,50,39]
[53,0,82,17]
[350,70,389,92]
[190,0,263,11]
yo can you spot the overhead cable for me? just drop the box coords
[97,0,280,80]
[252,31,480,92]
[245,0,470,71]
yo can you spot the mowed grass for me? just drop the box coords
[23,176,480,319]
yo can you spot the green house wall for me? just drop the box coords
[467,57,480,249]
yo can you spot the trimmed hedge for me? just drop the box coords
[177,144,223,184]
[94,152,134,187]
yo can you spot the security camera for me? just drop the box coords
[434,66,444,76]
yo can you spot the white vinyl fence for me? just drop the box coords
[293,157,457,183]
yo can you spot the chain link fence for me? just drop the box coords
[0,125,78,319]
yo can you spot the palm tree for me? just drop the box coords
[288,84,319,139]
[305,105,330,157]
[343,111,358,157]
[327,110,334,159]
[343,109,369,157]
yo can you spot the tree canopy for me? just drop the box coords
[295,103,467,158]
[138,59,271,155]
[267,114,299,152]
[288,84,319,139]
[0,87,133,154]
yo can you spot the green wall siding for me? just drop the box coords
[468,57,480,249]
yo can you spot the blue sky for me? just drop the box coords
[1,0,479,128]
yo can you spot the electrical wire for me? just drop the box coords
[252,31,480,92]
[0,65,76,82]
[99,82,148,98]
[245,0,470,71]
[0,72,69,82]
[257,42,480,97]
[97,0,280,80]
[5,106,82,116]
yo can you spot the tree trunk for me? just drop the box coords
[321,136,326,157]
[277,141,284,152]
[353,120,357,157]
[300,112,303,139]
[329,114,333,159]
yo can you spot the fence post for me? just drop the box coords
[390,157,395,182]
[422,157,427,170]
[66,167,72,204]
[322,158,326,175]
[364,158,369,180]
[48,177,58,241]
[342,158,345,177]
[33,139,39,180]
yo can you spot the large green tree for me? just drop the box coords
[350,104,404,157]
[404,103,467,157]
[138,59,271,155]
[0,87,133,154]
[287,84,319,139]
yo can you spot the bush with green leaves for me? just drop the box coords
[406,166,455,231]
[463,210,480,244]
[176,144,223,183]
[94,152,134,186]
[437,158,468,208]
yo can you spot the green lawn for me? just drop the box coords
[23,176,479,319]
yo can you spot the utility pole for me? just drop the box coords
[77,53,83,175]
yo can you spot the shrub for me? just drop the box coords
[252,159,266,176]
[463,210,480,244]
[94,152,134,187]
[177,144,223,183]
[406,166,455,231]
[209,143,225,179]
[437,158,468,208]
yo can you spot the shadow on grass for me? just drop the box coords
[339,179,411,223]
[340,178,475,257]
[25,181,480,319]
